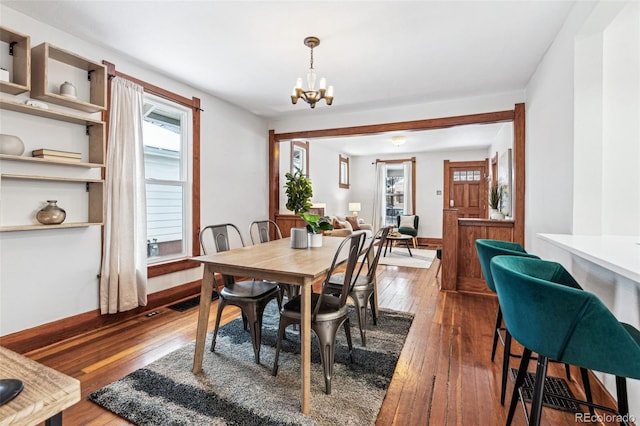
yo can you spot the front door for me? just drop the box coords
[443,160,488,218]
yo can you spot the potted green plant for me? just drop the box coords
[489,180,505,219]
[284,168,333,247]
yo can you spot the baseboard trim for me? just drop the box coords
[417,237,442,248]
[0,280,202,354]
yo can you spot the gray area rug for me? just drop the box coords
[89,300,414,425]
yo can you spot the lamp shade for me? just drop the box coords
[348,202,361,212]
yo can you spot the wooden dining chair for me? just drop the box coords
[200,223,282,364]
[272,232,367,394]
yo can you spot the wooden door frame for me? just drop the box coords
[268,103,525,245]
[443,159,489,216]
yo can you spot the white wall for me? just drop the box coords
[0,6,269,335]
[526,1,639,412]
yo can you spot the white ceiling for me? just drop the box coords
[2,0,574,154]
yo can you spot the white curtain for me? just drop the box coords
[100,77,147,314]
[372,162,387,230]
[403,160,413,215]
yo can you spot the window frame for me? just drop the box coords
[143,93,192,265]
[339,155,350,189]
[103,60,201,278]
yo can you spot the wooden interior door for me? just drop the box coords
[443,160,488,218]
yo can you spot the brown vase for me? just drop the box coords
[36,200,66,225]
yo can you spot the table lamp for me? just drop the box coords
[348,202,361,217]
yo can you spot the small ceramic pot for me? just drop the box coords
[0,134,25,155]
[308,233,323,248]
[59,81,77,98]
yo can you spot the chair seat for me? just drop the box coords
[328,273,372,290]
[398,227,417,237]
[220,280,280,300]
[281,293,349,322]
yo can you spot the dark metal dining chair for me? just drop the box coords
[249,220,298,301]
[326,226,391,346]
[272,232,367,394]
[200,223,282,364]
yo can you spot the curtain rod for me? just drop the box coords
[107,71,203,112]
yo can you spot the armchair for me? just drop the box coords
[396,215,419,248]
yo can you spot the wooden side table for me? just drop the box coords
[384,234,414,257]
[0,346,80,425]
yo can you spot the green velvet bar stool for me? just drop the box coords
[475,239,541,404]
[491,256,640,426]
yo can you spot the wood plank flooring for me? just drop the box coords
[22,260,623,425]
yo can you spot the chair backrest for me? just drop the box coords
[249,220,282,245]
[316,232,367,316]
[397,215,419,229]
[200,223,247,289]
[355,226,391,286]
[200,223,246,255]
[490,255,640,380]
[474,239,539,292]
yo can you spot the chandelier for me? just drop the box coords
[291,36,334,108]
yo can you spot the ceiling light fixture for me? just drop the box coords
[391,135,407,146]
[291,36,334,109]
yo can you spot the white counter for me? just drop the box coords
[536,233,639,415]
[538,234,640,283]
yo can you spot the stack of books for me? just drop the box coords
[32,149,81,163]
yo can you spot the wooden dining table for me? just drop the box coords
[190,236,346,414]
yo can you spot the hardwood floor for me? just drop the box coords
[23,260,622,425]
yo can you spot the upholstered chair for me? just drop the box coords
[491,255,640,426]
[475,239,540,404]
[396,215,418,248]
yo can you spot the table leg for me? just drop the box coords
[45,413,62,426]
[300,281,311,414]
[384,239,390,257]
[405,239,413,257]
[193,265,214,373]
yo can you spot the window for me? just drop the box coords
[290,140,309,176]
[339,155,350,188]
[143,94,192,264]
[373,157,415,229]
[385,164,405,225]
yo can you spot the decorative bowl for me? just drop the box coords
[0,134,25,155]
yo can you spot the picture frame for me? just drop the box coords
[339,155,350,189]
[290,140,309,177]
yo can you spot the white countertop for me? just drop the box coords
[537,234,640,283]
